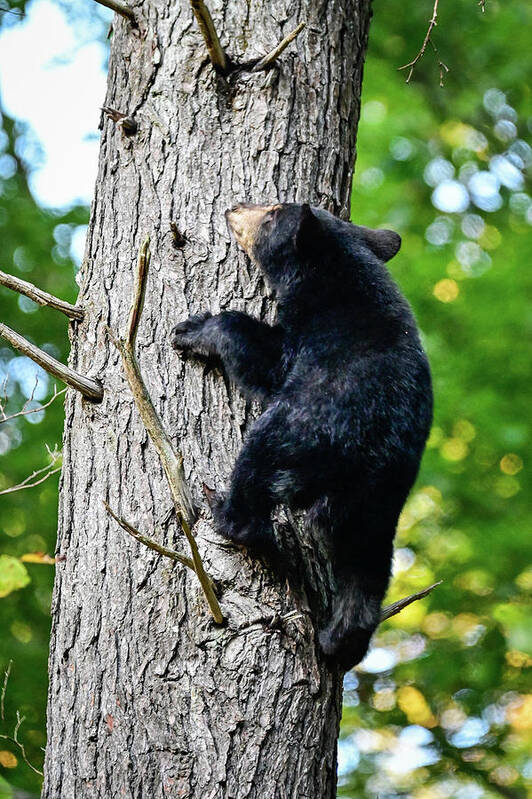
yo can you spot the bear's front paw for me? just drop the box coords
[170,312,212,355]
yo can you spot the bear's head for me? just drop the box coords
[225,203,401,292]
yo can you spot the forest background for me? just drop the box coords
[0,0,530,796]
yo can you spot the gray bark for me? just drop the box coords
[43,1,372,796]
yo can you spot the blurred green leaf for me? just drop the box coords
[0,557,30,598]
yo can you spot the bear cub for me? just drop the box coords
[171,203,433,670]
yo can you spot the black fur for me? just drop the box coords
[171,203,433,670]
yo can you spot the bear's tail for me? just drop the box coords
[309,496,393,671]
[318,581,382,670]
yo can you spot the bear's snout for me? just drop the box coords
[225,203,280,256]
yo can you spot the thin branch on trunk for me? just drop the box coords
[189,0,228,74]
[0,268,84,320]
[380,580,442,622]
[90,0,136,24]
[398,0,447,84]
[111,237,223,624]
[0,323,103,402]
[104,501,195,570]
[252,22,306,72]
[0,384,67,425]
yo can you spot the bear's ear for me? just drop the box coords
[295,204,324,256]
[355,225,402,262]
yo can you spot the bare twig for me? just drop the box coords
[0,467,61,496]
[1,661,12,723]
[0,466,61,496]
[1,374,8,404]
[111,237,223,624]
[380,581,442,622]
[0,323,103,402]
[0,269,84,320]
[0,711,43,776]
[0,385,67,425]
[434,50,449,87]
[90,0,136,24]
[0,448,62,496]
[398,0,447,84]
[189,0,228,74]
[104,502,195,570]
[252,22,306,72]
[0,665,43,776]
[0,5,24,15]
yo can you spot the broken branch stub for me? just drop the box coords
[91,0,136,24]
[380,581,442,622]
[189,0,228,74]
[188,3,304,78]
[102,107,138,134]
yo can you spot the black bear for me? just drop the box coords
[171,203,433,670]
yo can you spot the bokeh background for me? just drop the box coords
[0,1,531,796]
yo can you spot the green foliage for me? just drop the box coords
[0,102,87,793]
[339,2,532,797]
[0,775,17,799]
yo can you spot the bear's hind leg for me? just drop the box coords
[209,408,293,572]
[211,469,281,569]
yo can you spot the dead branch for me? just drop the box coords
[111,237,223,624]
[398,0,448,85]
[0,447,61,496]
[380,581,442,621]
[0,268,84,320]
[0,323,103,402]
[90,0,136,24]
[189,0,228,74]
[0,383,67,425]
[104,501,195,570]
[252,22,306,72]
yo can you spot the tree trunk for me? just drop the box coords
[43,2,371,796]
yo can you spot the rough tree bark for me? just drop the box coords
[43,1,372,796]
